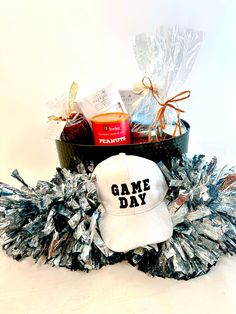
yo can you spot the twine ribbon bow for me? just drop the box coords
[133,76,190,138]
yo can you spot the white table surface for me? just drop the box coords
[0,248,235,314]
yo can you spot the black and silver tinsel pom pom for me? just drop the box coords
[127,155,236,279]
[0,164,123,272]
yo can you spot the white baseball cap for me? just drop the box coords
[93,153,173,252]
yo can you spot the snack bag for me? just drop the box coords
[60,112,93,144]
[74,83,127,125]
[47,82,93,144]
[130,26,204,142]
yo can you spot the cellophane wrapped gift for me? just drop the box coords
[48,82,94,144]
[130,26,204,141]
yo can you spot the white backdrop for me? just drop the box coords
[0,0,235,184]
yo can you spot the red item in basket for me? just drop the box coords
[91,112,130,146]
[60,113,94,144]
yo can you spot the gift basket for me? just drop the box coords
[2,27,236,281]
[55,120,190,169]
[51,26,203,169]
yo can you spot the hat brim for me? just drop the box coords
[98,201,173,252]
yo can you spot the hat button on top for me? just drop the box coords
[119,153,126,157]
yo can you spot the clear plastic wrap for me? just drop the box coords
[60,113,93,144]
[47,82,93,144]
[131,26,204,141]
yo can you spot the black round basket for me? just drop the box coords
[55,120,190,170]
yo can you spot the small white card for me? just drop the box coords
[74,83,127,123]
[119,90,141,114]
[44,120,67,140]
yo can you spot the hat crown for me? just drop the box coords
[94,153,168,216]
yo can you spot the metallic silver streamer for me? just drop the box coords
[129,155,236,279]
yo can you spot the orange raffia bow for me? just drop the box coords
[139,76,190,138]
